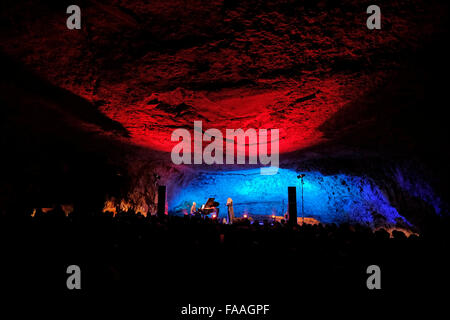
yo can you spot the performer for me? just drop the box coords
[226,198,234,224]
[190,202,197,215]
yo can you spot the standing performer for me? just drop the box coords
[226,198,234,224]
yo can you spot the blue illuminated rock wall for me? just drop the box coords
[168,168,411,226]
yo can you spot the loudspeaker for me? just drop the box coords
[157,185,166,217]
[288,186,297,225]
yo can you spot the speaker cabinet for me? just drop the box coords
[288,186,297,225]
[157,185,166,217]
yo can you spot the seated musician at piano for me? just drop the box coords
[190,202,197,215]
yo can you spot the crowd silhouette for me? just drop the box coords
[0,206,448,298]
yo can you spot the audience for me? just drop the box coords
[0,206,447,293]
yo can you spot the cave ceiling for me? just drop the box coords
[1,0,447,157]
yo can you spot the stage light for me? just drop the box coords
[271,214,276,219]
[243,213,248,219]
[212,213,217,219]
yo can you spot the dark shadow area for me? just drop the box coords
[0,51,129,137]
[318,27,450,201]
[0,52,129,214]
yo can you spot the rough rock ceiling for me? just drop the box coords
[1,0,446,154]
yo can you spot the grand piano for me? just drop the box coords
[198,197,220,217]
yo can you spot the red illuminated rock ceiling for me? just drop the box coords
[0,0,445,153]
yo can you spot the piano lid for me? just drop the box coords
[204,198,215,207]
